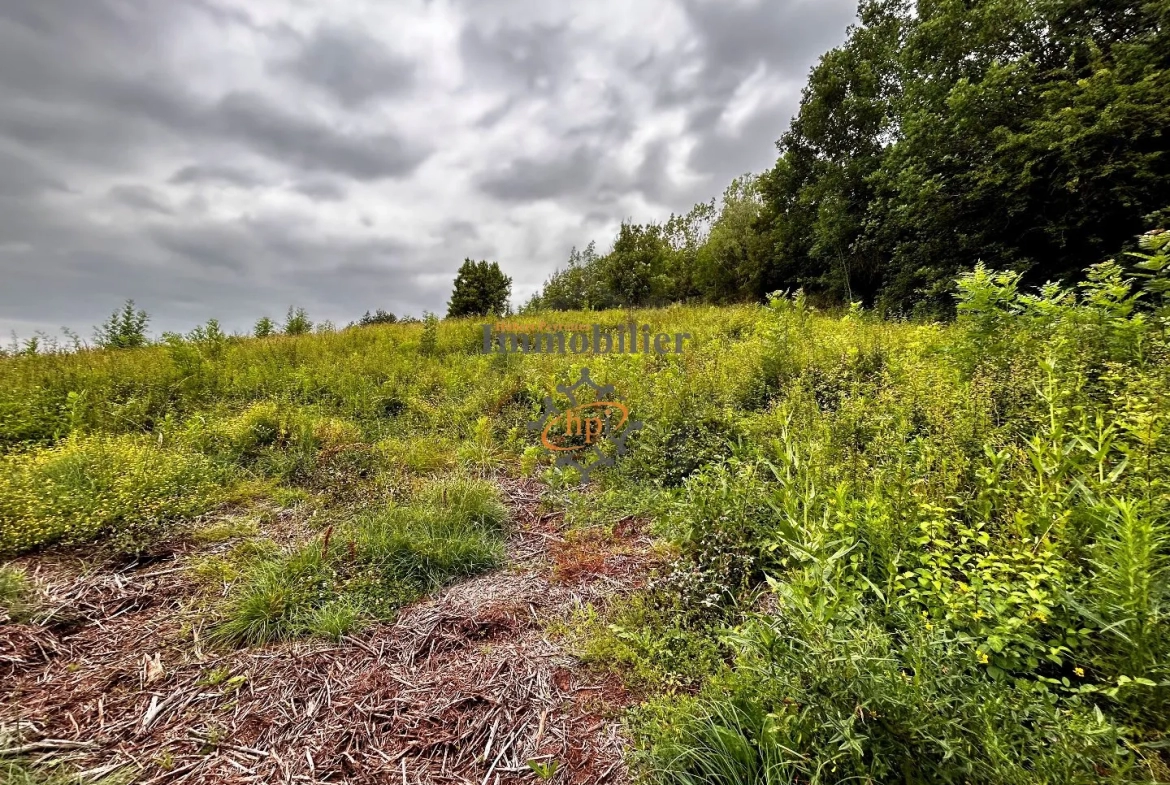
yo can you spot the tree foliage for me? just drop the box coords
[283,307,313,336]
[356,309,397,327]
[529,0,1170,315]
[94,300,150,350]
[447,259,512,318]
[253,317,276,338]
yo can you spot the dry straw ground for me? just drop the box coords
[2,478,657,784]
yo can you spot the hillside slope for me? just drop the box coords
[3,243,1170,782]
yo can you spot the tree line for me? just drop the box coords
[526,0,1170,317]
[4,257,512,355]
[8,0,1167,352]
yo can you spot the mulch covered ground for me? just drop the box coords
[1,478,658,784]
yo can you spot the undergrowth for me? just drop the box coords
[0,229,1168,782]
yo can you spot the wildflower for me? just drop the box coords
[1074,667,1084,677]
[979,652,989,664]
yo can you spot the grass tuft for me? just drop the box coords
[208,477,507,647]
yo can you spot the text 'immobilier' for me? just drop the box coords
[482,323,691,354]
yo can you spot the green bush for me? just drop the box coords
[182,402,363,483]
[0,436,223,555]
[630,611,1137,784]
[572,595,727,692]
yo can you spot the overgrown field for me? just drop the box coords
[3,236,1170,783]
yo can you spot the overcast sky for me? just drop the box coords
[0,0,858,341]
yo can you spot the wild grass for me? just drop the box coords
[1,233,1168,781]
[208,477,507,646]
[0,760,130,785]
[0,564,34,622]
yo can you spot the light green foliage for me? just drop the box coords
[253,316,276,338]
[0,436,222,555]
[525,242,611,312]
[455,416,502,473]
[419,311,439,355]
[282,306,312,336]
[526,759,559,780]
[190,517,259,545]
[2,232,1170,779]
[571,597,726,692]
[597,252,1170,782]
[377,436,457,474]
[630,616,1135,785]
[181,402,365,485]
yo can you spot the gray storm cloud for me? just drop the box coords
[0,0,857,340]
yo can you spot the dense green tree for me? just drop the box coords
[253,316,276,338]
[356,309,397,327]
[94,300,150,349]
[601,222,675,308]
[833,0,1167,313]
[661,200,718,302]
[526,0,1170,315]
[283,306,312,336]
[694,176,768,303]
[529,242,614,312]
[757,0,906,305]
[447,259,512,318]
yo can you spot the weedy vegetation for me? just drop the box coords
[1,230,1169,782]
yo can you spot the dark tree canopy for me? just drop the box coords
[447,259,513,318]
[357,309,397,327]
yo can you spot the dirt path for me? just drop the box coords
[1,478,656,784]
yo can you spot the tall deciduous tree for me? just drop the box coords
[694,176,768,303]
[526,0,1170,315]
[447,259,512,318]
[763,0,1170,314]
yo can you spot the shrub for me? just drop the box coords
[0,436,223,555]
[183,403,364,484]
[627,414,742,487]
[571,595,727,692]
[420,312,439,355]
[283,306,312,336]
[253,316,276,338]
[630,610,1137,785]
